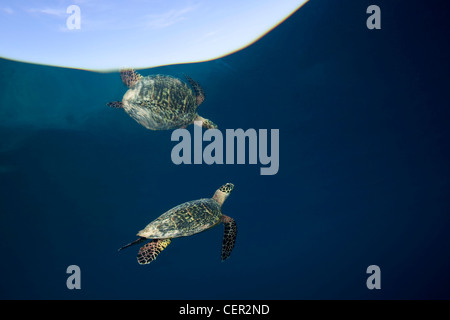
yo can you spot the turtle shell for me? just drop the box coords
[122,75,198,130]
[137,198,222,239]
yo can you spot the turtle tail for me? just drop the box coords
[118,237,146,252]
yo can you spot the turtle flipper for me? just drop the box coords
[185,75,205,106]
[120,68,143,88]
[194,115,218,129]
[220,215,237,261]
[107,101,123,108]
[137,239,171,265]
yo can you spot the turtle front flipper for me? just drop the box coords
[137,239,171,265]
[120,68,143,88]
[107,101,123,108]
[220,215,237,261]
[184,75,205,106]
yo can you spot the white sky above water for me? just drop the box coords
[0,0,309,71]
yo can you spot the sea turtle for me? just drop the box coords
[107,69,217,130]
[119,183,237,264]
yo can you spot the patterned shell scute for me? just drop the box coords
[137,199,222,239]
[123,75,198,130]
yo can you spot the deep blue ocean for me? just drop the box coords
[1,0,449,300]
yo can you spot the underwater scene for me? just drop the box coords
[0,0,449,300]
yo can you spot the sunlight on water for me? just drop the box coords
[0,0,308,71]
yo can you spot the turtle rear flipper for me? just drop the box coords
[137,239,171,265]
[221,215,237,261]
[184,75,205,106]
[194,115,218,129]
[107,101,123,108]
[120,68,143,88]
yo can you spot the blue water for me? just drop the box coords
[1,0,449,299]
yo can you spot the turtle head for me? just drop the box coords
[213,183,234,206]
[219,183,234,193]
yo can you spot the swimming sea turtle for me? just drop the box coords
[107,69,217,130]
[119,183,237,264]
